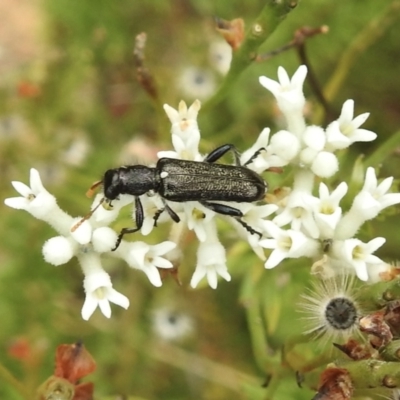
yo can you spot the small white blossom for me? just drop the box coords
[191,238,231,289]
[159,100,202,161]
[4,168,72,233]
[325,100,377,150]
[273,190,319,238]
[260,221,320,269]
[259,65,307,134]
[119,241,176,287]
[313,182,348,238]
[183,202,216,242]
[335,167,400,239]
[81,257,129,320]
[331,237,386,281]
[163,100,201,143]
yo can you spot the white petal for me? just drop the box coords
[265,248,286,269]
[107,289,130,309]
[351,112,369,128]
[163,104,179,123]
[143,265,162,287]
[207,269,218,289]
[338,99,354,123]
[29,168,45,193]
[153,256,173,269]
[81,296,98,321]
[152,241,177,256]
[98,298,112,318]
[190,265,206,288]
[11,181,32,197]
[353,260,369,281]
[4,197,29,210]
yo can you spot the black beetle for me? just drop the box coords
[85,144,267,250]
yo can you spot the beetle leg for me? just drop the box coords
[113,196,144,251]
[153,202,180,226]
[244,147,266,166]
[200,201,262,238]
[164,202,180,223]
[235,219,263,238]
[204,144,241,166]
[200,201,243,217]
[153,208,164,227]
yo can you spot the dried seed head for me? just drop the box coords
[299,275,363,345]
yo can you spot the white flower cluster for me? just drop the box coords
[4,65,400,320]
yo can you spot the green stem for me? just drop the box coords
[202,0,299,113]
[343,359,400,389]
[0,362,30,400]
[323,0,400,104]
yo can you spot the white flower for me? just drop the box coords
[335,167,400,239]
[325,100,377,150]
[81,256,129,320]
[331,237,386,281]
[358,167,400,211]
[4,168,72,233]
[159,100,202,161]
[163,100,201,140]
[273,190,319,238]
[191,239,231,289]
[119,241,176,287]
[260,221,320,269]
[259,65,307,134]
[313,182,348,238]
[299,275,362,343]
[183,202,216,242]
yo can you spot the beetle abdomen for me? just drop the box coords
[157,158,266,202]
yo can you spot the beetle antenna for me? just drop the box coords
[86,180,103,198]
[71,198,105,232]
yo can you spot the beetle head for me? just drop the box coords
[103,169,121,200]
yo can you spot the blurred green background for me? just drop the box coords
[1,0,400,399]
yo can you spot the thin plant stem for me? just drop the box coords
[0,362,30,400]
[202,0,299,113]
[323,1,400,104]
